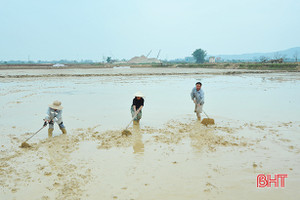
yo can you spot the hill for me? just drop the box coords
[213,47,300,61]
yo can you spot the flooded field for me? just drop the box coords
[1,68,300,200]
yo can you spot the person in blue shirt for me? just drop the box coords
[190,82,204,120]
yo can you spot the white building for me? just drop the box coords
[52,63,65,67]
[209,57,215,63]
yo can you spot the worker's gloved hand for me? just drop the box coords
[43,121,48,127]
[193,99,196,104]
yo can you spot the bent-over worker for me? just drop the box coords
[44,100,67,137]
[131,92,145,124]
[190,82,204,120]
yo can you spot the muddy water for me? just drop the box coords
[0,67,273,77]
[1,70,299,135]
[1,68,300,199]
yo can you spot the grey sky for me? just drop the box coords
[1,0,299,61]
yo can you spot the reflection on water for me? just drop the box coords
[132,123,144,154]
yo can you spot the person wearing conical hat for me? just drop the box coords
[44,100,67,137]
[131,92,145,124]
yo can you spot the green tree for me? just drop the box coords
[106,57,111,63]
[192,49,207,63]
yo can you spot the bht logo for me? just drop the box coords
[257,174,288,188]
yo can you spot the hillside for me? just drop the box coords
[213,47,300,61]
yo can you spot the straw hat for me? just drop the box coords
[134,91,145,98]
[49,100,63,110]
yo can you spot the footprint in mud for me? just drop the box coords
[11,188,18,193]
[252,162,262,169]
[204,182,217,192]
[279,138,291,142]
[44,172,52,176]
[53,182,60,187]
[252,162,258,168]
[255,125,266,130]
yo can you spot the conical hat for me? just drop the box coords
[134,91,145,98]
[49,100,63,110]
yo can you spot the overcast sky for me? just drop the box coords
[0,0,299,61]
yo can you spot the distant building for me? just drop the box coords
[209,56,215,63]
[52,63,65,67]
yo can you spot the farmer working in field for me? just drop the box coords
[191,82,204,120]
[131,92,144,124]
[44,100,67,137]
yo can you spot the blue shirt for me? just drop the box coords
[45,107,63,124]
[190,87,205,105]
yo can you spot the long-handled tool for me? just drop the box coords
[122,108,141,136]
[20,122,47,148]
[201,109,215,125]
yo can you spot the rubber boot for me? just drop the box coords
[60,128,67,134]
[48,128,54,137]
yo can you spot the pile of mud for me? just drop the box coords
[121,129,132,136]
[20,142,31,148]
[201,118,215,125]
[128,55,160,64]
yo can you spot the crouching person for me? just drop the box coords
[131,92,145,124]
[44,100,67,137]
